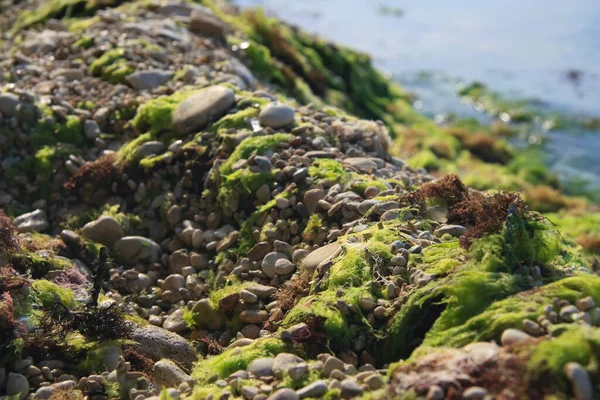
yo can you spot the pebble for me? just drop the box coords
[426,385,444,400]
[500,328,533,346]
[6,372,29,400]
[267,388,299,400]
[274,258,295,275]
[262,252,288,278]
[522,319,543,337]
[192,299,226,330]
[127,69,174,90]
[154,360,193,388]
[564,362,593,400]
[462,386,488,399]
[248,358,274,378]
[13,209,49,233]
[259,102,295,128]
[560,305,580,322]
[0,93,19,117]
[240,310,269,324]
[163,309,188,332]
[114,236,162,264]
[296,380,328,399]
[130,325,197,368]
[434,224,468,238]
[323,356,344,377]
[302,242,342,272]
[340,378,363,399]
[272,353,305,378]
[577,297,595,311]
[172,86,235,134]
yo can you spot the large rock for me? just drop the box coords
[127,70,173,91]
[6,372,29,400]
[153,359,194,388]
[82,215,124,246]
[172,86,235,134]
[113,236,161,264]
[130,325,197,368]
[13,209,49,233]
[259,102,295,128]
[191,299,225,331]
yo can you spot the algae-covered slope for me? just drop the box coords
[0,1,599,400]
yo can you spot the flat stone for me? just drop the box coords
[137,141,166,158]
[434,224,468,238]
[248,357,274,378]
[302,242,342,272]
[130,325,197,368]
[163,309,188,333]
[268,388,299,400]
[500,328,532,346]
[127,69,173,90]
[13,209,49,233]
[248,242,272,262]
[172,86,235,134]
[50,68,85,81]
[114,236,161,264]
[82,215,124,247]
[246,284,277,299]
[296,380,328,399]
[304,189,325,214]
[240,310,269,324]
[153,359,194,389]
[358,200,379,215]
[344,157,378,174]
[259,102,295,128]
[564,362,593,400]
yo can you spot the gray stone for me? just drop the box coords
[259,102,295,128]
[323,356,344,377]
[274,258,295,275]
[163,309,188,333]
[192,299,225,330]
[268,388,299,400]
[153,359,194,388]
[340,379,363,399]
[0,93,19,117]
[246,284,277,299]
[287,363,308,380]
[262,252,288,278]
[189,8,227,36]
[240,310,269,324]
[6,372,29,400]
[172,86,235,134]
[272,353,305,378]
[344,157,378,174]
[500,328,532,346]
[434,225,468,238]
[303,189,325,215]
[577,296,596,311]
[522,319,543,337]
[163,274,185,292]
[462,386,488,400]
[248,357,274,378]
[241,289,258,304]
[426,385,444,400]
[34,386,55,399]
[114,236,161,264]
[82,215,124,246]
[364,374,385,390]
[303,242,342,272]
[127,69,173,90]
[564,362,593,400]
[296,380,328,399]
[560,305,580,322]
[138,141,166,158]
[83,119,101,140]
[13,209,49,233]
[248,242,272,261]
[130,325,197,367]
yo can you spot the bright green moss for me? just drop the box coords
[31,114,85,149]
[90,49,134,84]
[74,35,94,49]
[139,152,173,170]
[210,107,259,137]
[209,280,251,308]
[192,338,287,383]
[116,132,153,164]
[282,294,348,342]
[31,280,77,309]
[132,90,196,134]
[309,159,350,184]
[407,149,440,170]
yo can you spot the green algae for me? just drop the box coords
[31,279,77,309]
[10,0,105,34]
[31,113,86,149]
[192,338,287,384]
[90,49,134,84]
[139,152,173,170]
[132,90,196,134]
[309,159,350,184]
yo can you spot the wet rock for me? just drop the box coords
[500,328,532,346]
[13,209,49,233]
[172,86,235,134]
[248,357,274,378]
[6,372,29,400]
[434,225,468,238]
[114,236,161,264]
[127,69,173,90]
[153,359,194,388]
[259,102,295,128]
[82,215,124,247]
[130,325,197,367]
[564,362,593,400]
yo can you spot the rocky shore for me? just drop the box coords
[1,1,599,400]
